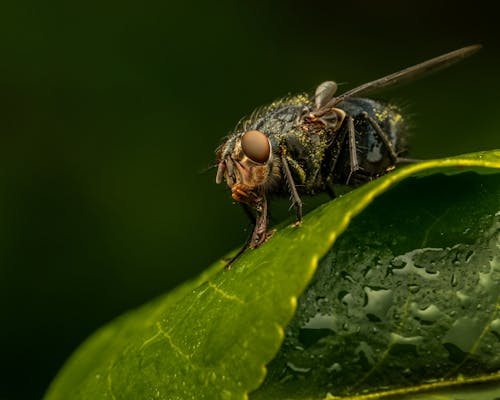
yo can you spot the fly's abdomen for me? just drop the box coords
[333,98,407,185]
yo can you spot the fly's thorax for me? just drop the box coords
[280,122,335,192]
[242,94,309,134]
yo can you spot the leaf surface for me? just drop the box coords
[44,150,500,400]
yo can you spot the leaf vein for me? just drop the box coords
[107,369,117,400]
[323,371,500,400]
[156,322,193,362]
[207,281,244,304]
[139,330,163,350]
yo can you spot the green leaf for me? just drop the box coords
[44,150,500,400]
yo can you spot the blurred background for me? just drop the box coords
[0,1,498,398]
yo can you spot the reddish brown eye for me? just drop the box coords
[241,130,270,163]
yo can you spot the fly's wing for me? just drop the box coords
[320,45,481,109]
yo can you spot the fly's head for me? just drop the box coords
[216,130,273,209]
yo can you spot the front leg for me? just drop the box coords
[280,148,303,224]
[224,194,269,269]
[224,234,252,270]
[250,193,270,248]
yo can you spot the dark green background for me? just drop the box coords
[0,1,498,399]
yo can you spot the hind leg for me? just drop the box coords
[359,111,399,163]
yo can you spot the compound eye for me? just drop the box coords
[241,130,270,163]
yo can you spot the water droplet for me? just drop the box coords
[490,319,500,337]
[303,313,336,330]
[355,341,376,367]
[456,291,471,305]
[391,248,441,279]
[363,287,393,321]
[327,363,342,373]
[407,284,420,294]
[316,296,328,306]
[298,313,337,348]
[286,362,311,373]
[478,269,495,291]
[410,303,444,323]
[390,333,423,345]
[390,258,406,269]
[341,271,355,283]
[341,292,354,307]
[442,316,483,353]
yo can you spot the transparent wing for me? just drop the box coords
[321,45,481,108]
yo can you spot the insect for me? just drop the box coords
[216,45,481,267]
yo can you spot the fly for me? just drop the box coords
[215,45,481,268]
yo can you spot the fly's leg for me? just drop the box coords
[327,114,367,185]
[280,149,302,225]
[224,234,252,269]
[250,194,270,247]
[326,122,348,179]
[285,156,307,186]
[359,112,424,167]
[225,195,270,269]
[359,111,399,163]
[346,115,363,184]
[224,203,254,269]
